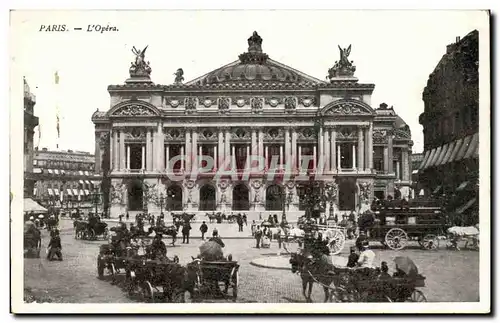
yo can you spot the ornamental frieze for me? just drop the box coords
[164,97,185,108]
[231,128,251,139]
[218,97,230,113]
[298,97,316,107]
[97,132,110,147]
[126,127,146,140]
[394,127,411,140]
[325,102,369,115]
[113,104,156,116]
[199,128,217,141]
[199,97,217,108]
[265,97,283,107]
[284,97,297,113]
[251,97,263,114]
[264,128,284,140]
[336,127,356,140]
[164,128,185,141]
[232,97,250,107]
[296,127,316,140]
[373,130,388,143]
[185,97,197,114]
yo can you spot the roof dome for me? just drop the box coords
[196,32,308,85]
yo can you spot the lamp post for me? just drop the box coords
[92,188,101,217]
[158,192,167,215]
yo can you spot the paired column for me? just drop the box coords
[383,146,389,173]
[317,127,323,171]
[298,145,302,171]
[224,128,231,170]
[337,145,341,170]
[119,130,126,170]
[141,146,145,170]
[352,144,356,169]
[368,122,374,170]
[258,130,264,161]
[324,129,330,171]
[192,129,198,173]
[218,130,224,170]
[109,130,114,171]
[185,130,191,172]
[284,128,290,168]
[126,146,131,170]
[357,127,364,171]
[291,128,297,171]
[251,128,257,168]
[402,149,410,181]
[165,145,170,171]
[158,125,165,171]
[388,131,394,174]
[330,128,336,171]
[146,129,152,171]
[113,129,118,171]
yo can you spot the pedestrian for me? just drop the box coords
[346,246,359,268]
[209,229,225,248]
[237,215,243,232]
[126,212,129,221]
[46,231,63,261]
[251,220,256,236]
[255,225,263,248]
[182,222,192,244]
[243,214,247,226]
[200,221,208,240]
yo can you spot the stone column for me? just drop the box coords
[120,130,125,170]
[388,132,394,174]
[185,130,191,172]
[126,146,130,170]
[180,146,184,171]
[383,146,389,174]
[109,130,114,171]
[291,128,297,170]
[231,145,236,170]
[402,149,409,181]
[337,144,341,171]
[146,129,152,171]
[324,129,330,171]
[166,145,170,171]
[152,127,157,171]
[258,130,264,160]
[396,161,401,180]
[218,130,224,170]
[352,144,356,169]
[113,129,119,171]
[331,128,336,171]
[279,145,283,167]
[285,128,290,166]
[318,127,323,170]
[313,145,317,171]
[246,145,250,169]
[357,127,364,171]
[158,125,164,171]
[94,133,101,174]
[192,129,198,172]
[214,146,218,171]
[265,145,269,169]
[368,123,374,170]
[364,127,370,171]
[224,128,231,170]
[251,128,257,169]
[141,145,145,170]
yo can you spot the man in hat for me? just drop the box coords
[150,234,167,260]
[357,240,375,269]
[254,225,263,248]
[47,230,63,261]
[209,229,225,248]
[199,221,208,240]
[346,246,359,268]
[182,222,192,244]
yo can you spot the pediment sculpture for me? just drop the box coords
[129,45,152,77]
[327,44,357,80]
[113,104,156,117]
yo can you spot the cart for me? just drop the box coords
[365,199,448,250]
[96,243,128,283]
[186,258,239,302]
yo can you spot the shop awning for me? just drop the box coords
[79,189,85,196]
[429,146,443,168]
[24,198,48,213]
[422,149,436,169]
[84,171,90,176]
[455,136,472,161]
[84,189,90,195]
[54,169,60,175]
[456,181,469,191]
[79,180,84,184]
[436,143,449,166]
[464,133,479,159]
[47,188,54,196]
[419,150,431,170]
[432,186,442,195]
[85,180,91,185]
[48,169,53,174]
[456,198,477,214]
[79,171,84,176]
[72,189,79,196]
[66,189,73,196]
[441,141,456,165]
[54,189,60,196]
[33,168,42,174]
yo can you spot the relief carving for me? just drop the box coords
[113,105,156,116]
[298,97,316,107]
[232,97,250,107]
[265,97,283,107]
[251,97,263,114]
[284,97,297,113]
[218,97,230,113]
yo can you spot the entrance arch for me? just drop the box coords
[167,184,183,211]
[128,179,143,211]
[338,180,357,211]
[266,184,284,211]
[199,184,216,211]
[232,184,249,211]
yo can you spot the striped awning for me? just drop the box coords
[84,171,90,176]
[79,171,84,176]
[85,180,91,185]
[54,189,60,196]
[48,188,54,196]
[455,136,472,161]
[456,198,477,214]
[84,189,90,195]
[66,189,73,196]
[428,146,442,168]
[419,150,431,170]
[54,169,60,175]
[79,180,84,184]
[79,189,85,196]
[441,141,456,165]
[436,143,449,166]
[48,169,53,174]
[33,168,42,174]
[449,138,463,162]
[61,170,66,175]
[464,133,479,159]
[72,189,79,196]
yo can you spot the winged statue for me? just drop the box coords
[338,45,352,66]
[132,45,148,66]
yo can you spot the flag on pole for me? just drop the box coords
[55,71,60,148]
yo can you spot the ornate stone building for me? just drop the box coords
[24,77,39,198]
[92,32,413,221]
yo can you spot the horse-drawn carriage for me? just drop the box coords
[186,258,240,302]
[74,218,109,240]
[365,199,449,250]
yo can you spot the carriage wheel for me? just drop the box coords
[420,234,439,250]
[97,257,104,278]
[141,281,155,302]
[385,228,408,250]
[407,290,427,302]
[326,229,346,255]
[172,288,186,303]
[230,268,239,300]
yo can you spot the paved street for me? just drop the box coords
[24,219,479,303]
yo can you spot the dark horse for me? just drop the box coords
[147,225,179,246]
[289,252,337,302]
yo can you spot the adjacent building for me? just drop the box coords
[418,30,479,225]
[32,148,99,211]
[92,32,414,220]
[24,77,39,198]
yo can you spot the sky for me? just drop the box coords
[11,10,488,154]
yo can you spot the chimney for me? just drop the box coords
[456,36,461,43]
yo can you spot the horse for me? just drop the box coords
[206,213,218,223]
[148,225,179,246]
[73,220,88,239]
[289,252,337,302]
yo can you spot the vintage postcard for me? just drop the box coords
[10,9,490,314]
